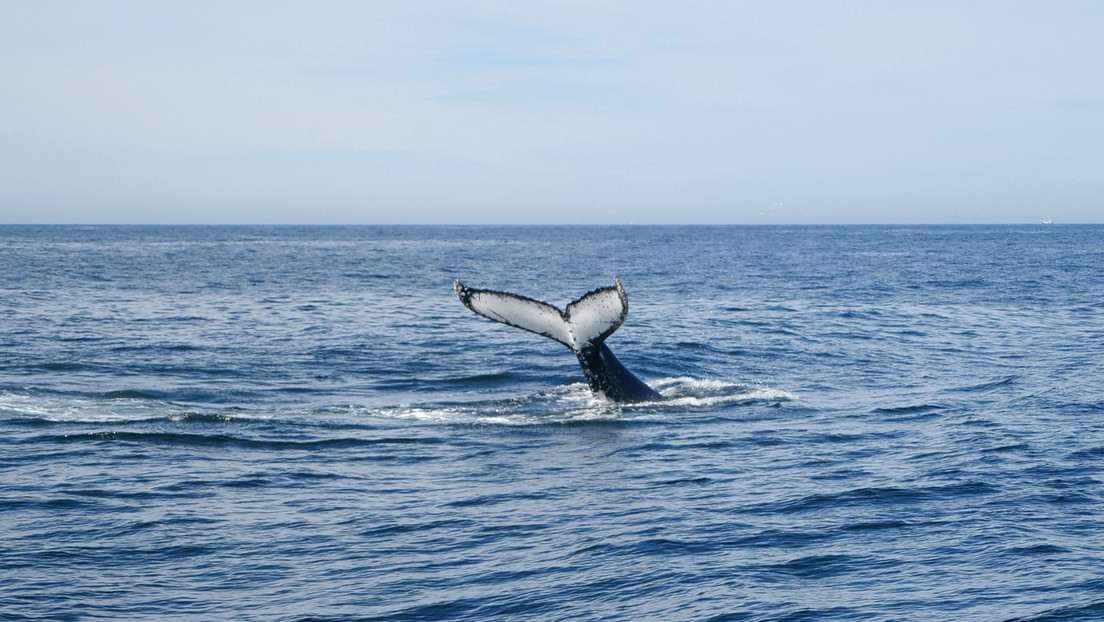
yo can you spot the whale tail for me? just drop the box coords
[453,278,628,352]
[454,278,660,403]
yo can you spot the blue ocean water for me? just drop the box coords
[1,224,1102,621]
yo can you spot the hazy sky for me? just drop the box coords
[2,1,1102,224]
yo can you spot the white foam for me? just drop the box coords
[2,376,797,428]
[365,377,796,425]
[653,376,798,407]
[0,389,256,424]
[0,390,167,423]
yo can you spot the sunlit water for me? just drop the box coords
[2,225,1103,621]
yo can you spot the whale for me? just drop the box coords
[453,278,661,404]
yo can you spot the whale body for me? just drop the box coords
[453,278,661,404]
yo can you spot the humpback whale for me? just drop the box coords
[453,278,661,404]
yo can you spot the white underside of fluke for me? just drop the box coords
[454,279,628,351]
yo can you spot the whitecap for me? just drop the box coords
[362,377,795,426]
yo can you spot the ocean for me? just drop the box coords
[1,224,1102,621]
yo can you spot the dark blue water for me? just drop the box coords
[2,225,1103,621]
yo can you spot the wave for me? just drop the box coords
[0,388,259,425]
[1,377,795,428]
[653,377,798,407]
[371,377,797,426]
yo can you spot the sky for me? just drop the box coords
[1,1,1102,224]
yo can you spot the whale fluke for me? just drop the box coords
[453,280,627,350]
[454,279,660,403]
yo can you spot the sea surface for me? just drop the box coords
[1,224,1103,621]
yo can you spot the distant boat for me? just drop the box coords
[1041,219,1053,225]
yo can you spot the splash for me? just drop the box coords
[653,377,798,407]
[1,377,796,428]
[368,378,796,426]
[0,388,254,425]
[0,389,163,423]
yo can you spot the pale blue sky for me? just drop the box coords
[1,1,1101,224]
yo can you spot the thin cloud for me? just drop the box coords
[1,1,1101,223]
